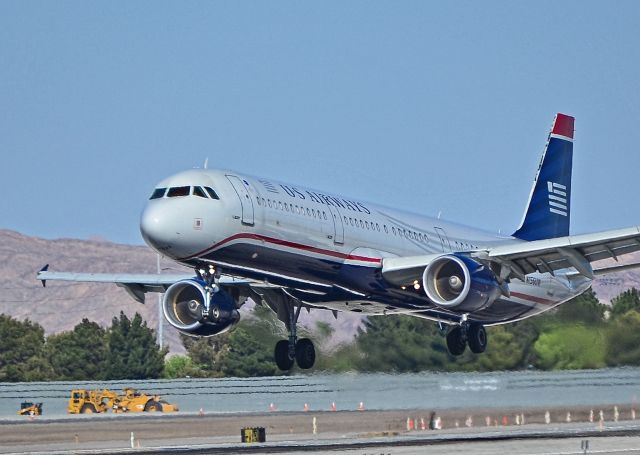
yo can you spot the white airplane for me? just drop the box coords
[38,113,640,370]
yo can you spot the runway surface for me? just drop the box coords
[2,408,640,455]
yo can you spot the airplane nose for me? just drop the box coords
[140,203,178,253]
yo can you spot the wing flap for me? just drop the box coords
[487,226,640,277]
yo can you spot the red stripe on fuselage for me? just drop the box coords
[510,291,555,305]
[179,233,383,264]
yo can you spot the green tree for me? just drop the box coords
[552,289,606,324]
[533,324,606,370]
[104,312,167,380]
[216,325,280,377]
[181,331,231,375]
[163,355,203,378]
[181,304,286,377]
[356,315,452,372]
[46,319,108,380]
[605,310,640,366]
[0,314,49,381]
[463,326,528,371]
[610,288,640,319]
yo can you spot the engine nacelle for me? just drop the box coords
[422,254,502,312]
[163,279,240,337]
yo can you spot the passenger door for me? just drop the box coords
[226,175,255,226]
[327,205,344,245]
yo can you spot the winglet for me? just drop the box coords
[513,113,574,241]
[38,264,49,287]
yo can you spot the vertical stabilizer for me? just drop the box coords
[512,113,574,241]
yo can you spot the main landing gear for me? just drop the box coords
[445,318,487,356]
[274,299,316,370]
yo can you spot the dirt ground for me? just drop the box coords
[0,405,633,453]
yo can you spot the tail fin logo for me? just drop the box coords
[547,181,568,217]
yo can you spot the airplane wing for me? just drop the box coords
[382,226,640,285]
[36,265,259,304]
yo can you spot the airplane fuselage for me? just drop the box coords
[140,168,591,326]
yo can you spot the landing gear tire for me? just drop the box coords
[446,326,467,356]
[467,323,487,354]
[295,338,316,369]
[275,340,294,371]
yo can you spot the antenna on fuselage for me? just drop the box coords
[204,157,209,169]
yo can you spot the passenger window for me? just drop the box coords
[360,220,364,228]
[392,227,396,235]
[167,186,190,197]
[306,208,311,216]
[278,201,283,210]
[193,186,208,198]
[268,200,272,208]
[204,187,220,199]
[365,221,370,230]
[384,225,388,234]
[149,188,166,199]
[323,211,327,220]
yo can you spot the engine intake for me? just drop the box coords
[163,279,239,336]
[422,254,502,312]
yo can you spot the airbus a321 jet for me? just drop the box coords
[38,114,640,370]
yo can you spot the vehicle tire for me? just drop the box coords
[274,340,294,371]
[80,403,97,414]
[144,400,163,412]
[467,323,488,354]
[446,326,466,356]
[295,338,316,369]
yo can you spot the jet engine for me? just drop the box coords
[422,254,502,312]
[162,279,240,336]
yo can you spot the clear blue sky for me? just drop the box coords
[1,1,639,245]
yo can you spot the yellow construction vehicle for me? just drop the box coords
[18,402,42,416]
[68,388,178,414]
[68,389,114,413]
[113,388,178,413]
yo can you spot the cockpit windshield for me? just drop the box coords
[166,186,190,197]
[149,186,221,200]
[150,188,166,199]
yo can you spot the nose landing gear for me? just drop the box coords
[445,318,487,356]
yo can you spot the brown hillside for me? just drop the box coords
[0,229,187,353]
